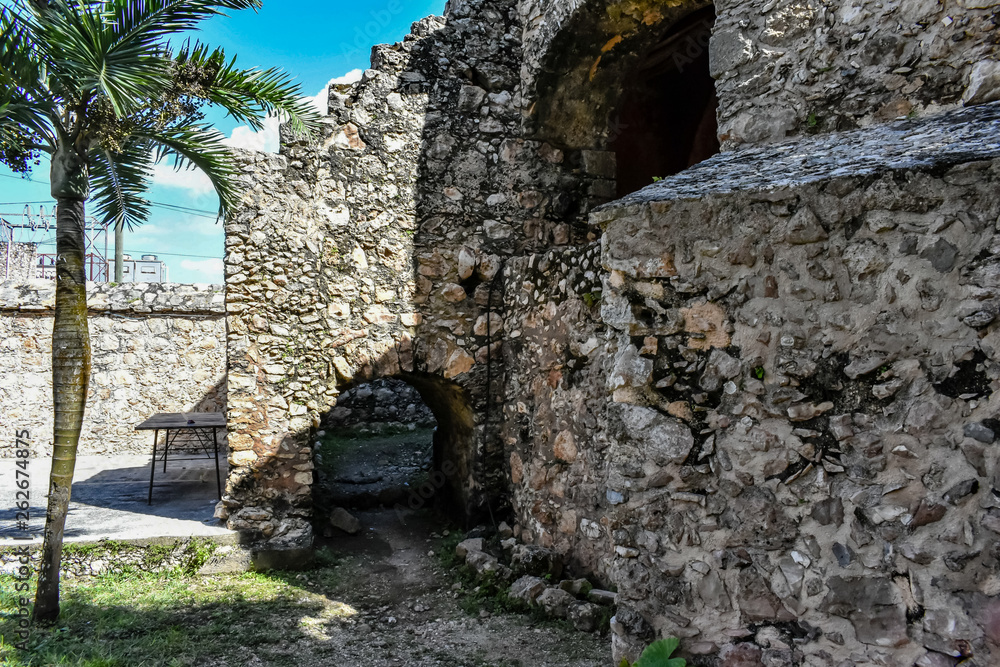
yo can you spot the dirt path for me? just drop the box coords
[292,508,610,667]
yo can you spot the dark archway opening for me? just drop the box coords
[312,372,477,535]
[610,6,719,197]
[315,378,437,513]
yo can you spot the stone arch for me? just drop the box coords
[397,371,476,515]
[525,0,718,187]
[320,369,477,520]
[609,5,719,196]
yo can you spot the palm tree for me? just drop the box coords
[0,0,321,621]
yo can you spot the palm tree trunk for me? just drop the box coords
[32,197,91,623]
[114,221,123,282]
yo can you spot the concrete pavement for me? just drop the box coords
[0,453,236,545]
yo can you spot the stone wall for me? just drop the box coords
[220,0,1000,663]
[564,105,1000,665]
[522,0,1000,150]
[501,242,610,577]
[325,378,435,430]
[222,0,610,547]
[0,282,227,457]
[711,0,1000,147]
[0,243,36,281]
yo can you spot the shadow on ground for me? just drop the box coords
[0,455,232,543]
[0,507,609,667]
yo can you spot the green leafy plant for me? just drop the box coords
[753,366,765,380]
[620,637,687,667]
[651,176,663,183]
[582,291,602,308]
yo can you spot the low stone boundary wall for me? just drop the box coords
[0,536,247,578]
[0,281,227,457]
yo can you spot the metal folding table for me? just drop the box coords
[135,412,226,505]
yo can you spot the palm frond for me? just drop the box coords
[138,124,240,219]
[174,41,322,136]
[88,139,155,231]
[25,1,169,116]
[0,6,42,89]
[106,0,261,54]
[0,7,56,150]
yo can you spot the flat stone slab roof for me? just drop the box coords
[594,101,1000,214]
[0,454,236,546]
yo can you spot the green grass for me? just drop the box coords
[0,561,354,666]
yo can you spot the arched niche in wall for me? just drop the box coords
[527,0,719,197]
[610,6,719,197]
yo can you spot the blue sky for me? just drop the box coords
[0,0,446,283]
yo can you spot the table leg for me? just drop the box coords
[163,429,169,473]
[148,429,158,505]
[213,427,222,500]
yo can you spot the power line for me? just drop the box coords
[0,175,221,217]
[30,240,221,260]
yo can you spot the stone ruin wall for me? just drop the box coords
[709,0,1000,147]
[0,282,227,457]
[326,378,436,430]
[521,0,1000,150]
[510,105,1000,665]
[224,0,1000,663]
[223,1,614,546]
[0,243,38,282]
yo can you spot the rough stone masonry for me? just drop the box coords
[222,0,1000,665]
[0,282,227,457]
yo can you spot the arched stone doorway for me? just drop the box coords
[610,6,719,196]
[316,378,437,514]
[313,372,475,524]
[526,0,719,198]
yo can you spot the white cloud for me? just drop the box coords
[222,70,365,154]
[151,162,215,195]
[224,116,282,153]
[328,68,364,88]
[180,258,224,283]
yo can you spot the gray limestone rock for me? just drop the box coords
[700,349,743,392]
[609,606,653,640]
[508,575,547,606]
[617,404,695,466]
[567,601,604,632]
[465,550,501,577]
[455,537,484,559]
[535,587,577,619]
[822,576,908,647]
[943,479,980,505]
[964,60,1000,106]
[558,578,593,597]
[721,486,797,551]
[510,544,563,579]
[328,508,361,535]
[963,422,995,443]
[587,589,618,606]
